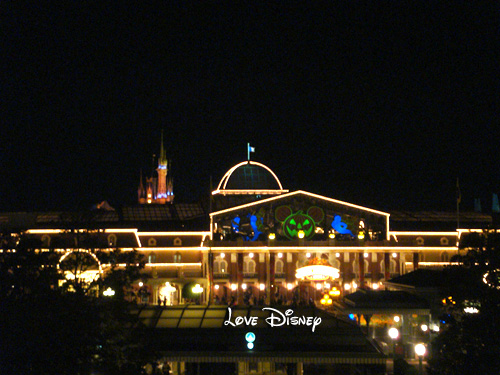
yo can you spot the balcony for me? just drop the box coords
[213,272,229,280]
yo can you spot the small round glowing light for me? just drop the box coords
[392,252,398,258]
[415,343,426,357]
[247,342,254,350]
[259,283,265,291]
[349,313,355,320]
[268,233,276,240]
[298,230,305,239]
[364,252,369,258]
[421,324,428,332]
[241,283,247,290]
[249,253,254,258]
[231,283,237,291]
[138,282,144,287]
[352,282,357,289]
[388,327,399,340]
[394,315,400,323]
[344,283,351,291]
[287,283,293,290]
[335,252,340,258]
[325,283,331,289]
[372,283,379,290]
[214,284,220,290]
[306,252,311,258]
[103,287,115,297]
[358,232,365,240]
[220,253,225,259]
[277,252,283,258]
[316,283,322,290]
[329,233,336,239]
[192,284,203,294]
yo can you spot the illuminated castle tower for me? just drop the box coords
[138,132,174,204]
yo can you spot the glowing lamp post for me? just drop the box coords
[388,327,399,359]
[414,343,426,375]
[192,284,203,304]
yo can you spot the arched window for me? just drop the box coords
[352,259,369,274]
[41,234,51,248]
[174,252,181,263]
[107,234,117,247]
[173,237,182,246]
[440,237,449,246]
[214,257,228,273]
[330,259,340,269]
[416,236,424,246]
[148,238,157,247]
[441,252,450,262]
[244,258,256,274]
[148,252,156,263]
[380,259,397,274]
[275,259,284,274]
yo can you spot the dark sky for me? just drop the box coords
[2,2,499,213]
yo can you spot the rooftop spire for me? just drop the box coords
[159,129,168,166]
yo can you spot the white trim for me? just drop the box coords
[214,161,285,192]
[210,190,391,217]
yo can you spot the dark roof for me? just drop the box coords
[386,269,449,289]
[343,290,429,309]
[389,211,492,231]
[0,203,207,232]
[134,305,385,363]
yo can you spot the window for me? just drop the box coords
[248,362,258,372]
[416,236,424,246]
[441,252,450,262]
[244,258,256,273]
[214,257,228,273]
[330,259,340,269]
[275,259,284,274]
[353,259,369,274]
[173,237,182,246]
[148,252,156,263]
[107,234,117,247]
[148,237,157,247]
[41,234,51,248]
[440,237,449,246]
[174,252,181,263]
[380,259,397,274]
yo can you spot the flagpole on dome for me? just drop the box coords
[456,177,461,230]
[247,143,255,162]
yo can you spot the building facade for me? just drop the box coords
[1,159,493,309]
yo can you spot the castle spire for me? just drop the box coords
[159,129,168,166]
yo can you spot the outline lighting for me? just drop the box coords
[213,161,287,194]
[210,190,391,217]
[295,265,340,281]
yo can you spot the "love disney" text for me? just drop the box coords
[223,307,322,332]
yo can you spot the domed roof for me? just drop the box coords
[213,161,287,195]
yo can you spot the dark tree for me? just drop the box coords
[428,230,500,375]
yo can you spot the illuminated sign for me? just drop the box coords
[295,265,340,281]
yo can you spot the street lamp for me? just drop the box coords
[415,343,426,375]
[388,327,399,359]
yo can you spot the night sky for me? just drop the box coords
[2,2,499,213]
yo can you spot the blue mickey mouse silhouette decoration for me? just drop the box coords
[331,215,353,236]
[231,214,264,241]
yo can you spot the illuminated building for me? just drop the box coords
[0,157,493,307]
[138,131,174,205]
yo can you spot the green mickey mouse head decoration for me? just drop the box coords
[275,206,324,240]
